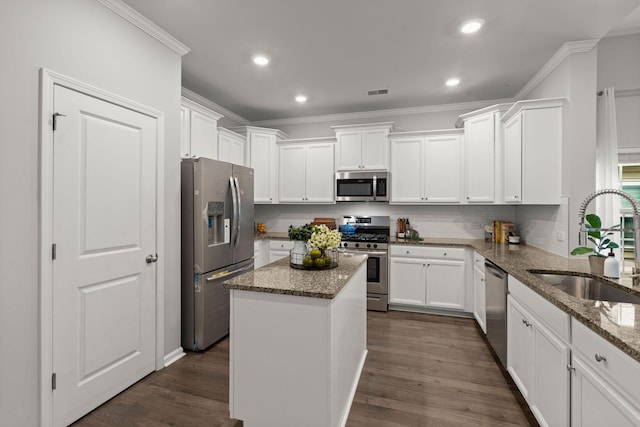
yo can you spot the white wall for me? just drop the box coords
[0,1,182,424]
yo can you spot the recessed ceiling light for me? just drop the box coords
[252,55,270,66]
[295,95,307,103]
[446,78,460,87]
[459,18,485,34]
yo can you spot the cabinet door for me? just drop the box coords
[390,137,424,203]
[425,259,465,310]
[251,133,276,203]
[361,128,389,170]
[389,257,426,306]
[531,320,570,427]
[305,143,335,203]
[571,356,640,427]
[336,131,362,171]
[268,250,290,264]
[424,135,462,203]
[219,133,246,166]
[278,145,306,203]
[473,266,486,333]
[190,110,218,160]
[180,106,191,158]
[465,114,495,202]
[504,114,522,203]
[507,296,533,402]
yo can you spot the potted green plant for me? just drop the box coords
[288,224,315,265]
[571,213,620,275]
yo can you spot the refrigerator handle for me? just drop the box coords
[234,176,241,247]
[230,176,238,247]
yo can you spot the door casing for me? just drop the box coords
[38,68,166,427]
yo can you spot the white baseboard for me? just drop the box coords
[163,347,186,367]
[339,349,368,427]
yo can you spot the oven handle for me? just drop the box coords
[340,249,388,257]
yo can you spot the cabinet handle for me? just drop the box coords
[480,278,485,282]
[566,364,575,372]
[595,354,607,363]
[406,251,410,254]
[466,196,470,200]
[443,252,447,256]
[515,195,519,199]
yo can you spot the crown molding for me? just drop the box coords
[181,88,251,125]
[97,0,190,56]
[250,98,513,127]
[389,128,463,138]
[229,126,288,140]
[278,136,337,145]
[502,97,566,123]
[514,39,599,101]
[604,27,640,38]
[181,97,223,120]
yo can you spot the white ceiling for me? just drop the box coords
[123,0,640,122]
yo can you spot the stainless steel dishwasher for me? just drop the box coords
[485,260,508,368]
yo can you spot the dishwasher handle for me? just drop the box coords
[485,261,507,280]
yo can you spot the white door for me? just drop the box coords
[305,143,334,203]
[425,259,465,310]
[504,114,523,203]
[465,113,495,202]
[336,131,362,170]
[190,109,218,159]
[388,257,426,306]
[278,144,306,202]
[361,128,389,170]
[250,133,276,203]
[52,84,157,426]
[390,137,423,203]
[424,135,462,203]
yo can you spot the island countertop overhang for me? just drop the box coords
[223,253,368,299]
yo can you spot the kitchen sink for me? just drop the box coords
[528,271,640,304]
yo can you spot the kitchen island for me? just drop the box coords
[224,253,368,427]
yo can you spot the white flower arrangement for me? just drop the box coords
[307,225,342,251]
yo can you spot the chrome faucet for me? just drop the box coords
[578,189,640,283]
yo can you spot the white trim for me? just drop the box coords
[97,0,190,56]
[389,128,464,138]
[604,27,640,38]
[615,88,640,98]
[501,97,566,123]
[39,68,166,427]
[230,125,288,140]
[455,103,513,128]
[182,88,250,125]
[278,136,337,144]
[331,121,395,131]
[163,347,186,367]
[251,98,513,127]
[181,96,224,121]
[514,40,599,101]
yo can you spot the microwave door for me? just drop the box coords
[336,178,374,202]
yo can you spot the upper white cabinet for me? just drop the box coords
[218,127,247,166]
[390,129,463,204]
[332,122,394,171]
[458,104,511,203]
[502,98,564,204]
[278,138,335,204]
[180,97,223,160]
[232,126,288,204]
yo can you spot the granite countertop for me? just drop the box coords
[254,231,289,240]
[224,253,368,299]
[390,237,640,363]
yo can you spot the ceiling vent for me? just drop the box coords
[367,88,389,96]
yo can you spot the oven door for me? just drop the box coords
[340,249,388,294]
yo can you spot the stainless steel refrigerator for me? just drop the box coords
[181,157,254,351]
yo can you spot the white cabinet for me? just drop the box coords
[390,130,463,204]
[570,318,640,426]
[472,252,486,334]
[458,104,511,203]
[218,127,247,166]
[268,240,294,264]
[502,98,564,204]
[278,138,335,204]
[389,245,466,311]
[254,240,267,269]
[180,97,223,159]
[332,122,394,171]
[507,276,571,427]
[232,126,287,204]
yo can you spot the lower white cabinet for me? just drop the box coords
[268,240,294,264]
[507,277,571,427]
[389,245,465,311]
[472,252,486,334]
[570,319,640,426]
[254,240,267,269]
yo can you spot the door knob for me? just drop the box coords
[146,254,158,263]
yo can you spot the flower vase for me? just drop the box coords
[588,255,605,276]
[291,240,308,265]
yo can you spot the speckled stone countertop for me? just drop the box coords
[391,237,640,364]
[224,253,368,299]
[254,231,288,240]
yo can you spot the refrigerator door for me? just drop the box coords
[232,164,255,264]
[193,158,234,273]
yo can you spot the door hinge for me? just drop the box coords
[52,112,66,131]
[52,243,56,260]
[51,373,57,390]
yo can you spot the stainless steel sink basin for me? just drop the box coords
[529,272,640,304]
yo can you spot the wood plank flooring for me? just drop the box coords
[73,311,536,427]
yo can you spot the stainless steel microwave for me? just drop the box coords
[335,172,389,202]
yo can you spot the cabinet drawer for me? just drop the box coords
[390,245,465,260]
[508,276,570,342]
[572,318,640,402]
[268,240,294,250]
[473,251,485,268]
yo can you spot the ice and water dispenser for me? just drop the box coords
[207,201,230,245]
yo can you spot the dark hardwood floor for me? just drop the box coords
[73,311,535,427]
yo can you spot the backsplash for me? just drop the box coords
[515,197,569,257]
[255,203,517,239]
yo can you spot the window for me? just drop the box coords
[619,164,640,260]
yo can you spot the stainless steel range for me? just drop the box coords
[339,215,389,311]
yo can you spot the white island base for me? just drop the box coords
[229,263,367,427]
